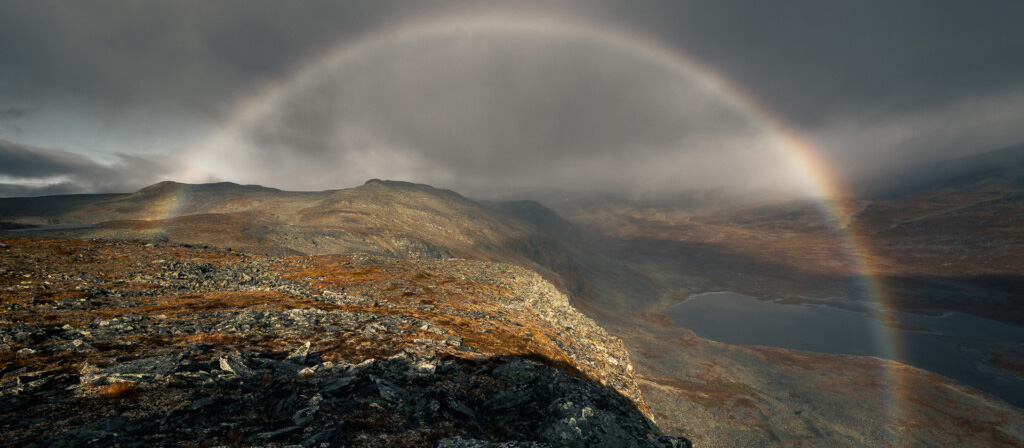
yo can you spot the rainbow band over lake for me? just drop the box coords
[190,12,905,438]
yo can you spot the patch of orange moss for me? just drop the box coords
[2,238,629,413]
[277,256,397,288]
[95,382,139,399]
[180,333,237,344]
[140,290,327,314]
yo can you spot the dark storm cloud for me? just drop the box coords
[595,1,1024,180]
[0,1,353,117]
[0,182,82,198]
[0,0,576,116]
[1,1,1022,195]
[603,1,1024,124]
[0,139,190,196]
[0,139,96,178]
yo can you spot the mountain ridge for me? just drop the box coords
[0,179,583,294]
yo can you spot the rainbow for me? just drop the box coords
[189,11,905,438]
[132,181,195,240]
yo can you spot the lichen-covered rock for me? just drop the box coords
[7,348,687,447]
[484,267,647,415]
[0,238,691,446]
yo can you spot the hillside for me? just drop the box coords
[0,237,688,447]
[0,179,582,294]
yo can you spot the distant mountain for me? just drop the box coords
[858,143,1024,198]
[0,179,583,293]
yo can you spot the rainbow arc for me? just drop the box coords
[188,12,905,437]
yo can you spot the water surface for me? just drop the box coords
[667,291,1024,408]
[4,224,96,232]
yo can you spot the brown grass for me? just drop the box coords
[630,311,679,329]
[277,256,397,288]
[897,380,1022,447]
[140,290,328,314]
[181,333,236,344]
[97,382,138,399]
[637,373,760,409]
[1,237,629,415]
[986,354,1024,379]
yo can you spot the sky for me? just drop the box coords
[1,0,1023,198]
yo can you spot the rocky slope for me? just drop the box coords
[0,180,582,294]
[0,237,688,447]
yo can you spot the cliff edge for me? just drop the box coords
[0,238,689,447]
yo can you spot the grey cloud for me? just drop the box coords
[0,1,574,116]
[211,27,786,196]
[0,182,82,198]
[0,139,99,178]
[1,1,1022,196]
[0,139,191,197]
[603,1,1024,126]
[0,108,32,120]
[811,87,1024,181]
[0,2,350,117]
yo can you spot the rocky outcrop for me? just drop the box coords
[0,238,690,446]
[477,267,646,415]
[8,349,684,447]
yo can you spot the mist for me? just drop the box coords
[192,20,802,198]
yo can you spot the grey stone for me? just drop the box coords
[285,341,311,364]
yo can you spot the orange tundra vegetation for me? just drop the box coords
[0,237,645,415]
[95,382,139,400]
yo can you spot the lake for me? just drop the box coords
[666,291,1024,408]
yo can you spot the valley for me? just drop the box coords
[562,182,1024,446]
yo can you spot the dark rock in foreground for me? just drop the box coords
[7,350,686,447]
[0,238,690,447]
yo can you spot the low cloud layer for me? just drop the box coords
[0,139,193,197]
